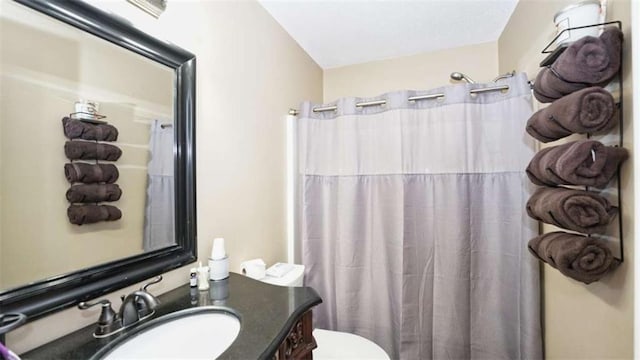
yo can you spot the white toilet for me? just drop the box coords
[260,264,390,360]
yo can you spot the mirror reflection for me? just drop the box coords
[0,1,176,291]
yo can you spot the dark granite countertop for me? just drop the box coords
[22,272,322,360]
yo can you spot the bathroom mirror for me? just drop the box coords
[0,0,196,320]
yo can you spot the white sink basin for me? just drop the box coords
[100,308,240,359]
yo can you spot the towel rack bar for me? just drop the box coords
[312,99,389,113]
[356,99,387,108]
[541,21,620,54]
[312,105,338,113]
[408,93,445,101]
[307,84,511,114]
[469,85,510,94]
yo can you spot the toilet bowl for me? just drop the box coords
[260,264,390,360]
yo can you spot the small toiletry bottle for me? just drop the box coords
[189,267,198,287]
[209,237,229,281]
[190,286,199,305]
[197,262,210,291]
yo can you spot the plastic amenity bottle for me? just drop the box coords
[197,262,209,291]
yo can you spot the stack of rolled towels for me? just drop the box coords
[525,27,627,284]
[63,117,122,225]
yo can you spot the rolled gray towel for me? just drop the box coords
[533,68,587,103]
[528,231,619,284]
[527,87,617,142]
[526,187,617,234]
[555,27,623,84]
[67,204,122,225]
[526,139,628,187]
[64,141,122,161]
[62,117,118,141]
[66,184,122,203]
[64,163,119,184]
[533,27,623,103]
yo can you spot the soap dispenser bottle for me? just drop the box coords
[209,237,229,281]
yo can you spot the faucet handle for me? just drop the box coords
[0,313,26,335]
[141,276,163,292]
[78,299,117,326]
[78,298,110,309]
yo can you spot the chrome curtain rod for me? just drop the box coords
[286,71,523,115]
[306,84,510,113]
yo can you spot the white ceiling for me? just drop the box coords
[258,0,519,69]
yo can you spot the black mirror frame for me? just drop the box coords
[0,0,197,321]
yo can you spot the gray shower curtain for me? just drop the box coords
[297,73,541,359]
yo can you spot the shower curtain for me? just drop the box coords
[143,120,175,251]
[297,73,541,359]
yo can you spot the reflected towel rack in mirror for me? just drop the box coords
[0,0,197,323]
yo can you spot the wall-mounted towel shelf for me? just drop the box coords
[540,21,622,67]
[69,111,107,124]
[539,21,625,263]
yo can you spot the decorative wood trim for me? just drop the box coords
[275,310,316,360]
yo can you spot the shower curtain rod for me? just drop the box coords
[288,84,511,115]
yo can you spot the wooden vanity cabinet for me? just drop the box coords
[274,310,316,360]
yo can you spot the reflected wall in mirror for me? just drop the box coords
[0,0,196,320]
[0,1,176,291]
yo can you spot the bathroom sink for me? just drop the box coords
[96,307,240,359]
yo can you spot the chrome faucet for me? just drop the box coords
[78,276,162,338]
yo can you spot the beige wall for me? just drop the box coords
[5,0,322,354]
[0,12,174,289]
[7,0,633,357]
[323,42,499,102]
[499,1,634,358]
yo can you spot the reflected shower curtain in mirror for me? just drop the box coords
[297,73,541,359]
[143,120,175,251]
